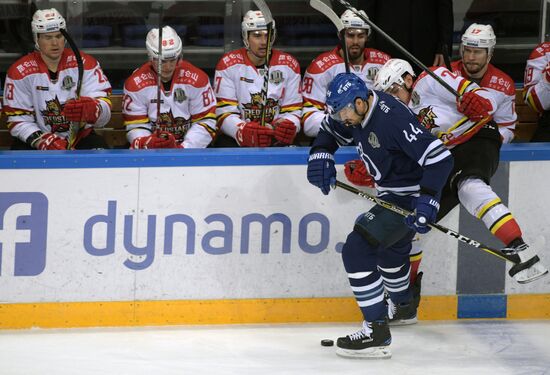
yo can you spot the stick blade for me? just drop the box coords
[309,0,344,33]
[252,0,274,24]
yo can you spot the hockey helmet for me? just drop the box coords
[373,58,416,92]
[340,9,371,36]
[31,8,66,47]
[241,10,276,48]
[461,23,496,57]
[326,73,369,122]
[146,26,183,61]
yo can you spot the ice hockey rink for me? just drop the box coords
[0,321,549,375]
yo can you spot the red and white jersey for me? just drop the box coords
[123,60,217,148]
[523,42,550,114]
[301,46,390,137]
[214,48,302,141]
[3,49,112,143]
[452,61,516,143]
[409,66,497,148]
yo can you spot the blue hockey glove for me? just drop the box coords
[307,151,336,195]
[405,194,440,234]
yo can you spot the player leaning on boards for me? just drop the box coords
[123,26,217,149]
[3,8,112,150]
[373,58,548,285]
[301,9,390,138]
[307,72,453,358]
[213,9,302,147]
[523,40,550,141]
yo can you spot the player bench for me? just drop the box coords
[0,89,542,149]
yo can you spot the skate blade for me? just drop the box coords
[515,268,549,284]
[389,316,418,326]
[336,346,392,359]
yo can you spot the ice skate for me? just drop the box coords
[336,319,391,359]
[388,272,422,325]
[506,244,548,284]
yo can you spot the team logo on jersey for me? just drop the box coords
[269,70,284,85]
[367,67,379,81]
[242,92,278,123]
[417,106,438,131]
[62,76,76,91]
[155,110,192,141]
[42,96,70,132]
[36,86,49,91]
[174,88,187,103]
[368,132,380,148]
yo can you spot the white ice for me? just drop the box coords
[0,321,549,375]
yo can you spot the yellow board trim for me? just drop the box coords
[507,294,550,319]
[0,296,460,329]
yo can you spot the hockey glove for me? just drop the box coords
[236,121,274,147]
[405,194,440,234]
[63,97,101,124]
[307,150,336,195]
[344,159,375,188]
[456,92,492,122]
[130,131,178,149]
[272,118,298,145]
[31,132,68,150]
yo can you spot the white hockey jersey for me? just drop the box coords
[452,61,517,143]
[123,60,217,148]
[214,48,302,141]
[3,49,112,143]
[409,66,497,148]
[301,46,390,137]
[523,42,550,114]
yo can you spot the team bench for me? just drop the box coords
[0,89,541,149]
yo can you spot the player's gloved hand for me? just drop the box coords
[31,132,68,150]
[236,121,274,147]
[344,159,375,187]
[405,194,440,234]
[62,96,101,124]
[130,131,178,149]
[307,150,336,195]
[456,92,492,121]
[272,118,297,145]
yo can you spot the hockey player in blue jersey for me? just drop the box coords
[307,73,453,359]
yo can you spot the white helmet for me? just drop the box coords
[373,58,415,92]
[31,8,66,47]
[340,9,371,36]
[146,26,183,60]
[241,10,276,48]
[461,23,496,56]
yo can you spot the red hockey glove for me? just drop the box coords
[456,92,492,122]
[272,118,298,145]
[236,121,274,147]
[32,132,68,150]
[130,131,178,149]
[344,159,375,188]
[62,97,101,124]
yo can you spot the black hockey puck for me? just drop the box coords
[321,339,334,347]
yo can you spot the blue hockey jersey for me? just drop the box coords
[312,90,453,200]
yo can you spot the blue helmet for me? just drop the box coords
[326,73,369,121]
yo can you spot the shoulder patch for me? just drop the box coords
[174,60,210,87]
[483,65,515,96]
[216,49,246,70]
[7,52,42,79]
[271,50,300,73]
[306,48,343,74]
[365,49,390,65]
[125,64,156,91]
[529,42,550,59]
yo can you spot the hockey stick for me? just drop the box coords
[335,180,548,283]
[309,0,350,73]
[336,180,518,262]
[334,0,458,98]
[155,4,163,135]
[61,29,83,150]
[252,0,275,127]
